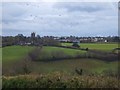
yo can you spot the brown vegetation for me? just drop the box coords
[2,72,120,88]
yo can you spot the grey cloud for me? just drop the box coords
[2,2,117,36]
[54,2,111,13]
[2,2,28,24]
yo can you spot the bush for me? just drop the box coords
[2,72,119,88]
[10,56,32,75]
[28,47,42,61]
[50,51,71,60]
[72,43,80,48]
[75,68,83,75]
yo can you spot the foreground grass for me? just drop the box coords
[30,59,119,74]
[3,58,118,75]
[3,72,119,88]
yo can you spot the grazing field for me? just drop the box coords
[2,45,119,88]
[42,46,86,56]
[3,58,118,75]
[62,43,118,51]
[2,46,34,64]
[31,59,118,74]
[2,46,118,75]
[2,46,86,63]
[2,46,86,75]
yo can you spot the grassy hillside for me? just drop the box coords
[2,46,118,76]
[2,46,34,63]
[42,46,86,58]
[2,44,118,63]
[2,46,86,75]
[31,59,118,74]
[62,43,118,51]
[43,46,86,55]
[2,46,86,63]
[2,46,119,88]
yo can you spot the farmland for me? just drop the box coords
[2,43,119,88]
[62,43,118,52]
[2,46,34,64]
[2,44,119,75]
[2,46,86,62]
[30,59,118,74]
[2,1,120,88]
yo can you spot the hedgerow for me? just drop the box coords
[2,72,119,88]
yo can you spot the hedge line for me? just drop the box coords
[2,72,119,88]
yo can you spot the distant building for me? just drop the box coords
[73,40,80,43]
[94,38,98,42]
[31,32,36,44]
[104,40,108,43]
[37,35,40,38]
[31,32,35,38]
[72,41,80,48]
[17,34,24,37]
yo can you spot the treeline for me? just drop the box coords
[2,35,120,47]
[2,36,61,47]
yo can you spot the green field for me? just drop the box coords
[2,46,118,75]
[2,46,86,62]
[62,43,118,51]
[31,59,118,74]
[43,46,86,55]
[3,44,118,63]
[2,46,34,64]
[41,46,86,57]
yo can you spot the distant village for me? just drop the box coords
[2,32,119,47]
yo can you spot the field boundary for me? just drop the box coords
[27,46,119,62]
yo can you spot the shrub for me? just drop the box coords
[28,47,42,61]
[75,68,83,75]
[72,42,80,48]
[50,50,70,60]
[2,72,119,88]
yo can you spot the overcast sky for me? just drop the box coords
[2,1,118,37]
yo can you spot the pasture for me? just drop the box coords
[31,59,118,74]
[62,43,118,52]
[42,46,86,55]
[2,45,118,75]
[2,46,34,64]
[2,46,86,63]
